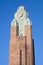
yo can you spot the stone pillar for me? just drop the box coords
[25,25,34,65]
[9,26,20,65]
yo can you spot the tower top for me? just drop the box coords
[11,6,32,36]
[11,6,32,26]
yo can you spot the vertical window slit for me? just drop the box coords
[20,50,22,65]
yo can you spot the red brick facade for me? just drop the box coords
[9,25,34,65]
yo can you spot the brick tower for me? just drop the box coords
[9,6,35,65]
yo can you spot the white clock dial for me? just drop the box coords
[18,13,24,19]
[18,13,23,18]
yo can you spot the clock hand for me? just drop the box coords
[20,14,23,17]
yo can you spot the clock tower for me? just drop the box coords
[9,6,35,65]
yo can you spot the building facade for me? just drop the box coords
[9,6,35,65]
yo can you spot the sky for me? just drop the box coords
[0,0,43,65]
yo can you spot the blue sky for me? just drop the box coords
[0,0,43,65]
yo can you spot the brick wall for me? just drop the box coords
[9,25,34,65]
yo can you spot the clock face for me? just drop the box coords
[17,12,25,19]
[16,11,26,21]
[18,13,23,18]
[14,11,26,22]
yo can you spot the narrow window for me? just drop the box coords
[16,22,19,35]
[20,50,22,65]
[17,26,19,35]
